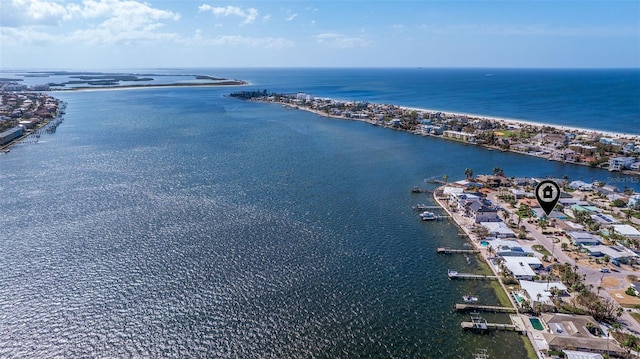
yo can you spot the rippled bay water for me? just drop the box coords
[0,84,635,358]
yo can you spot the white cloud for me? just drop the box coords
[198,4,258,25]
[313,33,370,48]
[190,34,293,49]
[1,0,69,27]
[286,13,298,21]
[1,0,181,46]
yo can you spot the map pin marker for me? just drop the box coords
[535,179,560,216]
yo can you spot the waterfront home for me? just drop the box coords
[500,256,543,280]
[519,280,567,309]
[608,156,636,171]
[476,175,509,188]
[539,313,624,356]
[481,221,516,238]
[443,130,476,142]
[466,201,499,223]
[449,192,480,210]
[484,238,533,257]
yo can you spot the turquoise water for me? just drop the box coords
[514,293,525,304]
[530,318,544,331]
[480,241,489,247]
[0,69,638,357]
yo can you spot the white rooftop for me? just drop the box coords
[520,280,567,306]
[481,221,516,237]
[612,224,640,237]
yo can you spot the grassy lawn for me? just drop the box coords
[532,244,551,256]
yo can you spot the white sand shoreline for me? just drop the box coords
[397,105,638,139]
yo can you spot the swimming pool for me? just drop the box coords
[514,293,524,304]
[480,241,488,247]
[529,318,544,330]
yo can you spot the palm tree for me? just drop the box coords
[493,167,505,176]
[464,168,474,179]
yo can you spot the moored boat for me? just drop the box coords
[463,295,479,303]
[420,211,436,221]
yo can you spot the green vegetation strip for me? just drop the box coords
[532,244,551,256]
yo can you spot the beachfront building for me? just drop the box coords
[608,156,636,171]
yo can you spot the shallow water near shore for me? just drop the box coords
[0,69,638,357]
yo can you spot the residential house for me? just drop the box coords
[608,156,636,171]
[481,221,516,238]
[519,280,567,308]
[540,314,624,356]
[568,232,603,246]
[466,201,499,223]
[501,256,543,280]
[584,244,639,264]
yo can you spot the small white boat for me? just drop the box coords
[420,211,436,221]
[463,295,479,303]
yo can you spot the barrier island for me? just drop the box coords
[230,90,640,175]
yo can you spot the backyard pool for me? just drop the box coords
[529,318,544,331]
[514,293,524,304]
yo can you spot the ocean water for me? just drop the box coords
[212,68,640,134]
[0,69,638,358]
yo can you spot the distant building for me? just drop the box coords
[443,130,475,142]
[0,126,24,146]
[608,156,636,171]
[629,194,640,209]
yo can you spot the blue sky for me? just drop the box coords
[1,0,639,69]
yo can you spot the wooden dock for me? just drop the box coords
[461,313,526,334]
[454,303,517,313]
[437,247,480,254]
[448,270,499,280]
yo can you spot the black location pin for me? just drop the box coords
[535,180,560,216]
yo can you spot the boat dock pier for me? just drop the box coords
[461,313,525,333]
[437,247,480,254]
[448,270,499,280]
[454,303,517,313]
